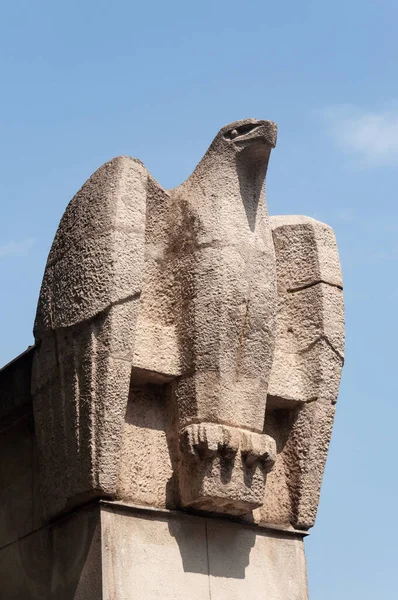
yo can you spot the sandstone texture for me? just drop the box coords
[0,117,345,599]
[29,118,344,531]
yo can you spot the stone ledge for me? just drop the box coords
[99,500,310,538]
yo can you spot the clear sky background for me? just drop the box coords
[1,1,397,597]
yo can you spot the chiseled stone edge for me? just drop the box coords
[267,215,344,529]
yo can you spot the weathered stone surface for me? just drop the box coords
[101,503,308,600]
[35,157,147,332]
[0,505,101,600]
[0,116,347,599]
[32,119,280,519]
[205,518,308,600]
[101,507,210,600]
[169,119,278,514]
[269,284,344,403]
[281,400,337,529]
[32,156,147,518]
[261,216,345,529]
[178,423,276,515]
[0,416,45,549]
[116,384,174,507]
[51,505,102,599]
[270,215,343,291]
[0,501,308,599]
[269,215,344,405]
[170,120,277,432]
[30,120,344,531]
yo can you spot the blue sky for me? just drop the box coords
[1,1,397,597]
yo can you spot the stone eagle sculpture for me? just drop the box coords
[32,119,344,529]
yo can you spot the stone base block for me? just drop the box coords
[0,501,309,599]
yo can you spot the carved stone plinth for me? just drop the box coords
[26,118,344,590]
[0,116,346,598]
[0,500,310,599]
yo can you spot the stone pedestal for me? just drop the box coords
[0,118,344,599]
[0,502,309,600]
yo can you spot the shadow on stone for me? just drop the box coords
[48,506,101,599]
[168,516,256,579]
[205,519,256,579]
[126,383,168,432]
[9,505,101,600]
[236,148,268,233]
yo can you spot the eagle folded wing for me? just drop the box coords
[32,156,148,517]
[267,215,345,529]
